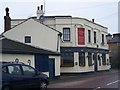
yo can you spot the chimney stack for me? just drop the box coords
[4,7,11,32]
[36,5,44,19]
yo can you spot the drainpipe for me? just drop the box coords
[57,32,62,52]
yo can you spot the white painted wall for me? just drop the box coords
[4,19,60,52]
[49,56,60,76]
[0,53,50,76]
[0,53,35,67]
[44,17,108,50]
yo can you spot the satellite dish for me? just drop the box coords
[39,15,44,23]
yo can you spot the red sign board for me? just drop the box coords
[78,28,85,45]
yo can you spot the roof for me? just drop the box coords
[0,36,60,56]
[35,15,108,29]
[111,33,120,43]
[44,15,72,18]
[11,15,107,29]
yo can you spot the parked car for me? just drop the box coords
[1,62,49,90]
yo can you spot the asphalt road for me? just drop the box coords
[48,69,120,90]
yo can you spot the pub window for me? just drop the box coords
[94,31,96,44]
[88,30,91,43]
[93,54,95,60]
[61,52,74,67]
[98,55,101,66]
[102,54,106,65]
[79,52,85,66]
[25,36,31,43]
[63,28,70,42]
[88,53,92,66]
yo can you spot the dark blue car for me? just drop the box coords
[1,62,49,90]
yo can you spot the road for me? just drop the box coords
[48,70,120,90]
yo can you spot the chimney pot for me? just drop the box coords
[41,5,43,10]
[92,19,94,23]
[37,6,39,10]
[4,7,11,32]
[5,7,9,16]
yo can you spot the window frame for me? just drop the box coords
[102,34,105,45]
[61,52,74,67]
[94,31,96,44]
[102,54,106,65]
[63,28,71,42]
[98,55,101,66]
[79,52,85,67]
[88,30,91,43]
[25,36,31,43]
[88,52,92,66]
[78,28,85,45]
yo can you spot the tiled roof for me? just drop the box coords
[111,33,120,43]
[0,36,60,56]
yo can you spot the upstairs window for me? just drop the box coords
[25,36,31,43]
[94,31,96,44]
[102,34,104,45]
[63,28,70,42]
[88,30,91,43]
[78,28,85,45]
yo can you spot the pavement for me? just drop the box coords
[50,69,119,84]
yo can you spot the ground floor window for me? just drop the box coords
[88,53,92,66]
[102,54,106,65]
[61,52,74,67]
[98,55,101,66]
[93,54,95,61]
[79,52,85,67]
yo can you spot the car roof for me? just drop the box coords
[0,61,25,67]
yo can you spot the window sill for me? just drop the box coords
[62,41,72,43]
[93,43,97,45]
[61,65,74,67]
[87,42,92,45]
[79,65,85,67]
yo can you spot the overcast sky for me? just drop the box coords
[0,0,119,34]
